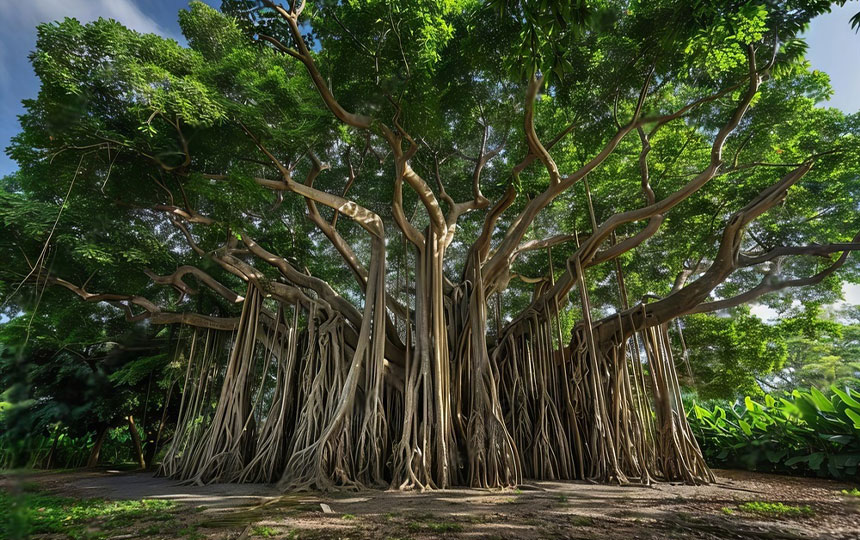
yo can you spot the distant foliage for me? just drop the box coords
[690,386,860,479]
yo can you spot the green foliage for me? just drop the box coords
[252,525,280,536]
[690,385,860,479]
[680,310,786,399]
[109,353,169,386]
[679,307,860,401]
[684,2,768,74]
[0,309,180,469]
[736,501,814,518]
[0,488,175,540]
[766,309,860,393]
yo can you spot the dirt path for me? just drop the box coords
[3,469,859,539]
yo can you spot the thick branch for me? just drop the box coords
[540,47,763,306]
[144,266,244,304]
[41,275,239,331]
[261,0,372,130]
[593,160,815,344]
[690,244,859,314]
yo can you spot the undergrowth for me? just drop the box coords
[736,501,814,518]
[0,487,176,539]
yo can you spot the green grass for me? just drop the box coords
[736,501,814,518]
[0,488,176,539]
[252,525,280,537]
[177,525,206,539]
[341,513,356,520]
[406,514,464,534]
[841,488,860,497]
[721,506,735,515]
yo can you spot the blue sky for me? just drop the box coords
[0,1,857,313]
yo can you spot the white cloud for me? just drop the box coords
[0,0,166,36]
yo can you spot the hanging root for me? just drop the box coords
[278,235,389,491]
[491,309,712,485]
[161,253,712,489]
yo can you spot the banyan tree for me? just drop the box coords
[3,0,860,490]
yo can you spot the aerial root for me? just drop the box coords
[161,283,712,488]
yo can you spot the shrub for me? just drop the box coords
[689,385,860,479]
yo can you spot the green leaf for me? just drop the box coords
[810,387,836,412]
[819,434,852,445]
[808,452,826,471]
[845,408,860,429]
[694,405,712,420]
[765,394,776,408]
[832,386,860,412]
[784,455,809,466]
[765,449,786,463]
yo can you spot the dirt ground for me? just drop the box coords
[3,468,860,539]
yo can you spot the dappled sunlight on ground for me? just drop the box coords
[2,468,858,539]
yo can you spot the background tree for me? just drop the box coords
[0,301,178,469]
[758,306,860,392]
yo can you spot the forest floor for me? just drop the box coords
[1,468,859,539]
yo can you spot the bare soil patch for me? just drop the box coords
[3,468,859,539]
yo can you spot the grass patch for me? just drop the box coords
[737,501,814,518]
[341,513,356,520]
[558,494,569,503]
[721,507,735,515]
[0,488,177,539]
[178,525,206,539]
[570,516,593,526]
[406,514,463,534]
[252,525,280,537]
[842,488,860,497]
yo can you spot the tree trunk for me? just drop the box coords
[44,424,61,469]
[87,425,109,468]
[127,415,146,469]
